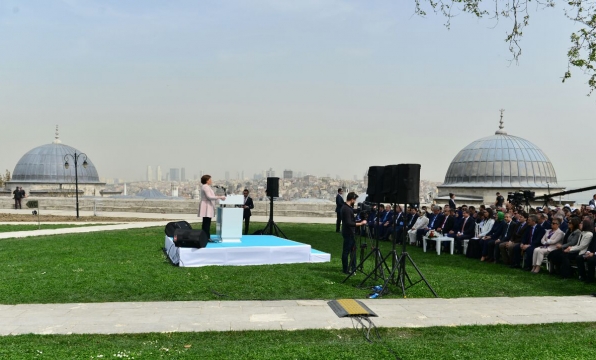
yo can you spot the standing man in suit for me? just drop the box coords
[448,193,457,212]
[335,188,344,233]
[589,194,596,207]
[242,189,254,235]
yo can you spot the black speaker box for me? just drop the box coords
[165,221,192,238]
[366,166,385,203]
[266,177,279,198]
[173,229,209,249]
[381,164,400,203]
[395,164,421,204]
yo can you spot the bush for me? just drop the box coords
[26,200,38,209]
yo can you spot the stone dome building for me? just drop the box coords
[437,114,564,205]
[7,127,105,197]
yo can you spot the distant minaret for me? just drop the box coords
[53,125,62,144]
[495,109,507,135]
[123,183,127,196]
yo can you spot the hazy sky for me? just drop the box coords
[1,1,595,196]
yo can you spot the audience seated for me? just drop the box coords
[499,213,529,265]
[531,218,565,273]
[547,217,581,277]
[408,210,428,245]
[480,211,504,261]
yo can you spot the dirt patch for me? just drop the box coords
[0,213,169,223]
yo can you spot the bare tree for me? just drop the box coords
[415,0,596,94]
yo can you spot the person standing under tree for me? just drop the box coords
[341,192,367,274]
[335,188,344,233]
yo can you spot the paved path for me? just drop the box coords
[0,221,168,240]
[1,296,595,335]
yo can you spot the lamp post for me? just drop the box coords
[64,152,88,219]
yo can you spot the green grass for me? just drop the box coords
[0,224,96,233]
[0,222,593,304]
[2,323,596,359]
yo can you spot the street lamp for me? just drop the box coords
[64,152,88,219]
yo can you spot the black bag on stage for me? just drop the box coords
[173,229,209,249]
[165,221,192,238]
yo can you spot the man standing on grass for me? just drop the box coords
[341,192,367,274]
[335,188,344,233]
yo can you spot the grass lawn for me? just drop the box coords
[0,222,594,304]
[0,224,97,233]
[1,323,596,359]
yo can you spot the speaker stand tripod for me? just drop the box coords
[262,196,287,239]
[372,204,437,298]
[342,203,390,286]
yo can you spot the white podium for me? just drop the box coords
[216,195,244,243]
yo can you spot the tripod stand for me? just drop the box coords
[365,204,438,298]
[262,196,287,238]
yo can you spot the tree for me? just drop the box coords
[5,169,11,182]
[415,0,596,94]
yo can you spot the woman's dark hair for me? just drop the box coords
[582,219,595,232]
[200,175,211,185]
[569,217,581,232]
[486,208,494,219]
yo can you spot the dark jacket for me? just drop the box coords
[243,196,254,218]
[510,222,529,244]
[523,224,547,247]
[406,213,418,229]
[437,215,455,233]
[341,203,356,236]
[335,194,344,213]
[486,220,504,239]
[427,213,445,230]
[457,216,475,237]
[497,221,518,242]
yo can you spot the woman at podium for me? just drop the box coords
[199,175,226,239]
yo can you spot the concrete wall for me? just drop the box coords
[0,197,337,218]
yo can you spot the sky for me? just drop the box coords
[1,1,595,200]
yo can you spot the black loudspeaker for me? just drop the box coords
[366,166,385,203]
[382,165,400,203]
[165,221,192,238]
[173,229,209,248]
[395,164,421,204]
[266,177,279,198]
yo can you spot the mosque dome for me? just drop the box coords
[442,114,558,188]
[11,127,102,184]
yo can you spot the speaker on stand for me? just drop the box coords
[262,177,286,238]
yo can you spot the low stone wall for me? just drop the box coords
[0,197,337,218]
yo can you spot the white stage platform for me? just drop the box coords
[164,235,331,267]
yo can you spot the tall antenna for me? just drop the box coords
[495,109,507,135]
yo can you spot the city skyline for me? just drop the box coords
[1,1,595,197]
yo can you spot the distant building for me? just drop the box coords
[170,168,180,182]
[225,171,230,181]
[283,169,293,179]
[6,126,106,197]
[146,166,153,182]
[156,166,162,182]
[266,168,275,178]
[181,168,186,182]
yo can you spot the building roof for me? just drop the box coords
[11,127,102,184]
[442,114,558,188]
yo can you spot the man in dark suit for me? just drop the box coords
[437,208,455,234]
[448,193,457,212]
[335,188,344,233]
[452,210,475,254]
[406,207,418,231]
[491,213,518,262]
[500,213,529,265]
[242,189,254,235]
[416,205,444,245]
[385,205,405,243]
[514,214,546,270]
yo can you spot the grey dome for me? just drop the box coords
[443,133,558,188]
[12,143,102,183]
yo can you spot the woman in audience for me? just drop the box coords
[408,210,428,245]
[559,219,593,278]
[478,209,495,238]
[547,217,581,275]
[531,219,565,273]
